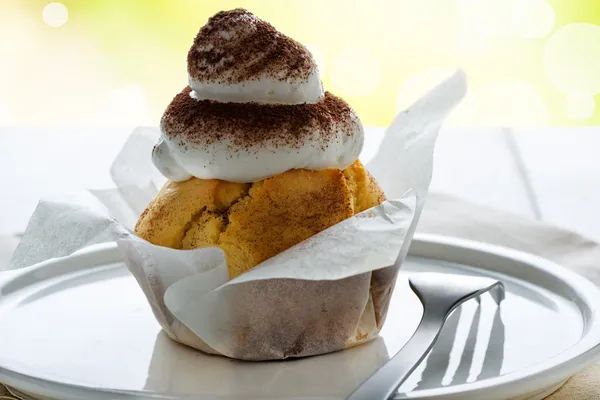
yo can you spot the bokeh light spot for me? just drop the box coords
[474,80,548,126]
[512,0,555,39]
[459,0,513,37]
[96,84,151,126]
[330,47,380,98]
[305,44,327,78]
[397,70,455,112]
[544,23,600,95]
[460,0,555,39]
[456,30,489,55]
[42,2,68,28]
[564,92,596,121]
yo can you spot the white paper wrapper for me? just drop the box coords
[8,70,467,360]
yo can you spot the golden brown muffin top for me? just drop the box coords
[135,160,386,278]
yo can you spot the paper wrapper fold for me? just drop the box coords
[8,71,467,360]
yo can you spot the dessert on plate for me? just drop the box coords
[3,6,464,361]
[135,9,386,279]
[128,8,409,360]
[6,8,464,363]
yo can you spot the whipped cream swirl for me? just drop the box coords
[187,9,323,104]
[152,9,364,183]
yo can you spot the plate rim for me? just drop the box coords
[399,234,600,399]
[1,233,599,400]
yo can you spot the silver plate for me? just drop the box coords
[1,234,599,400]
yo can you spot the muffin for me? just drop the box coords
[135,9,386,279]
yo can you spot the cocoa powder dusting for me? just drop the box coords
[161,87,357,150]
[187,9,315,83]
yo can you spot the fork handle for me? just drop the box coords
[346,310,448,400]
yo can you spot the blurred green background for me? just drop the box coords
[2,0,600,127]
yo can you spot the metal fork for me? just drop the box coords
[347,272,505,400]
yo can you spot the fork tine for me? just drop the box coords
[490,282,506,305]
[412,307,463,391]
[451,305,481,385]
[477,306,506,380]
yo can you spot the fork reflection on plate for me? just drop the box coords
[347,272,505,400]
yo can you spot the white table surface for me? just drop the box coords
[1,126,599,242]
